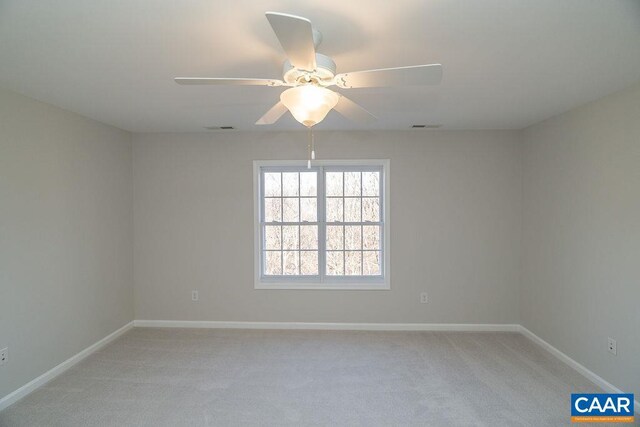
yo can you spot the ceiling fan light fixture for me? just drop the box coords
[280,85,339,127]
[175,12,443,128]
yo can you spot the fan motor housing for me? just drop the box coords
[283,53,336,86]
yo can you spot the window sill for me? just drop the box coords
[254,282,390,290]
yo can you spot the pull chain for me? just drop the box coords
[307,127,312,169]
[307,127,316,169]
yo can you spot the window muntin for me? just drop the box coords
[261,169,319,277]
[324,168,383,277]
[256,160,388,289]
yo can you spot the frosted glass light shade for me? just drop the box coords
[280,85,340,127]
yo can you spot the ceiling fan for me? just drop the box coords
[175,12,443,128]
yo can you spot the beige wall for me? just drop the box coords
[133,130,522,323]
[0,89,134,399]
[521,82,640,397]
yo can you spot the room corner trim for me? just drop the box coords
[519,325,640,414]
[133,319,520,332]
[0,321,135,412]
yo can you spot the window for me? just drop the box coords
[254,160,389,290]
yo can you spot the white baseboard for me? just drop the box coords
[0,321,134,412]
[133,320,520,331]
[519,325,639,414]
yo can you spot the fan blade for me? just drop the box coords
[265,12,317,71]
[256,102,289,125]
[174,77,283,86]
[333,95,377,123]
[335,64,442,88]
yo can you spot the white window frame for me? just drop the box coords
[253,159,390,290]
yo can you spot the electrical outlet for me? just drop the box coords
[608,337,617,355]
[191,290,199,302]
[420,292,428,304]
[0,347,7,365]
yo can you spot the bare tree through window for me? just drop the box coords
[324,171,381,276]
[259,163,385,285]
[263,171,318,276]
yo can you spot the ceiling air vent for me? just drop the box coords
[204,126,235,130]
[412,124,441,129]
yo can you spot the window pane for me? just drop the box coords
[363,251,381,275]
[345,251,362,275]
[326,198,343,222]
[345,226,361,250]
[265,226,281,250]
[326,251,344,275]
[283,198,299,222]
[300,198,317,222]
[265,251,282,275]
[362,197,380,222]
[264,198,281,222]
[326,172,343,196]
[300,172,317,196]
[282,172,299,197]
[362,172,379,196]
[264,172,281,197]
[283,251,299,275]
[282,225,298,250]
[261,165,384,282]
[344,198,361,222]
[344,172,361,196]
[300,225,318,249]
[326,226,344,250]
[300,251,318,275]
[363,225,380,250]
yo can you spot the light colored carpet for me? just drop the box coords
[0,328,605,427]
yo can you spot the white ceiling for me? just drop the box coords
[1,0,639,132]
